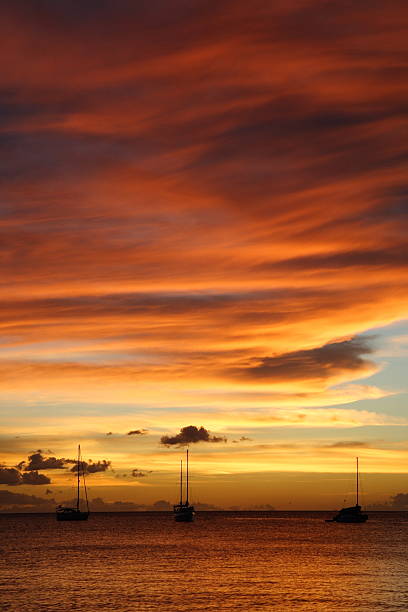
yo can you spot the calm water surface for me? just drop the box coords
[1,511,407,611]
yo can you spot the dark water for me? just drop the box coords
[1,511,408,611]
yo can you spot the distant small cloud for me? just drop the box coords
[232,436,253,443]
[131,469,152,478]
[106,432,113,436]
[131,470,146,478]
[160,425,226,446]
[127,429,148,436]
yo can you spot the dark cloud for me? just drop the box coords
[131,470,145,478]
[229,337,375,382]
[71,460,111,474]
[160,425,227,446]
[0,467,23,486]
[127,429,148,436]
[21,471,51,485]
[23,451,66,471]
[106,432,113,436]
[0,466,51,486]
[131,469,152,478]
[232,436,253,443]
[87,460,111,473]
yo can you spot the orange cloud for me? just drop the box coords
[0,1,407,504]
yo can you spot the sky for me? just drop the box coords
[0,0,407,511]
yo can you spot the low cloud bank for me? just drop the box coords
[390,493,408,508]
[0,490,56,511]
[365,493,408,511]
[0,490,220,513]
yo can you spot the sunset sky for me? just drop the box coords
[1,0,407,511]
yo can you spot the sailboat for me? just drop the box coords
[173,448,195,522]
[327,457,368,523]
[56,445,90,521]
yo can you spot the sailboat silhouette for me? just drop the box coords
[56,445,90,521]
[327,457,368,523]
[173,448,195,522]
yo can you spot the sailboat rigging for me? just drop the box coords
[173,448,195,522]
[56,444,90,521]
[327,457,368,523]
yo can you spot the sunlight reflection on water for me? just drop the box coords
[1,511,408,611]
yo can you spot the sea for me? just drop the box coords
[1,511,407,611]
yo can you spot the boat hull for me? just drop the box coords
[328,505,368,523]
[56,511,89,521]
[173,503,195,522]
[174,512,195,522]
[332,514,368,523]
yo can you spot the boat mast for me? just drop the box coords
[179,459,183,506]
[82,454,89,513]
[186,448,189,506]
[77,444,80,511]
[356,456,359,506]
